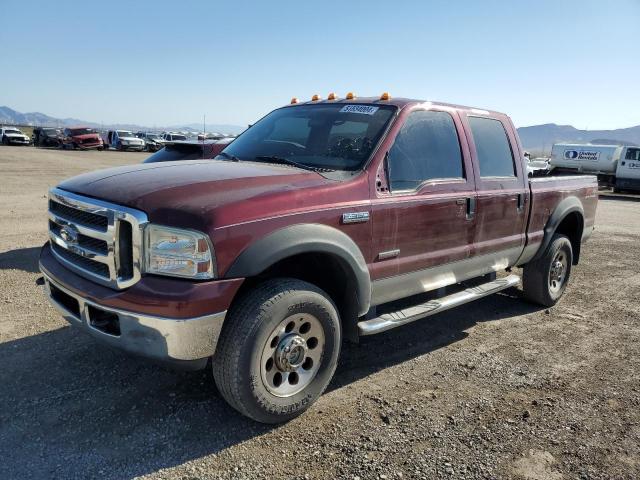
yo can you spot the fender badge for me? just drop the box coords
[342,212,370,224]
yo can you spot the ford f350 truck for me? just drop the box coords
[40,94,598,423]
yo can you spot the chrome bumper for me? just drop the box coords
[41,272,226,365]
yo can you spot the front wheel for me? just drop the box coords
[212,278,341,423]
[522,234,573,307]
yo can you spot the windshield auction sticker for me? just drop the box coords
[339,105,379,115]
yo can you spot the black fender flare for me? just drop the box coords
[532,196,584,263]
[224,223,372,316]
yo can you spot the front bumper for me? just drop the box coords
[7,137,30,145]
[39,243,244,369]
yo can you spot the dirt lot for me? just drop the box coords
[0,145,638,480]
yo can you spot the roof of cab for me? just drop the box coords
[286,96,507,117]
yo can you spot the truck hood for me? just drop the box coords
[72,133,101,141]
[57,160,332,229]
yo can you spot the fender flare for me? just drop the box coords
[532,196,584,262]
[224,223,372,316]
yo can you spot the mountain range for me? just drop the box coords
[2,106,638,151]
[0,106,245,135]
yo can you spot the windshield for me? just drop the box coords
[117,130,134,137]
[42,128,60,135]
[5,129,22,135]
[146,133,160,140]
[170,134,187,141]
[143,144,203,163]
[218,103,396,171]
[69,128,96,136]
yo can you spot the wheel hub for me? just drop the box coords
[275,334,308,371]
[551,260,564,281]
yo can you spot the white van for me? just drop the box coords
[615,146,640,192]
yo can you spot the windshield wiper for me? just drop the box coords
[216,151,240,161]
[254,155,333,172]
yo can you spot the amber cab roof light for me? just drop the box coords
[290,97,299,104]
[345,92,355,100]
[380,92,391,101]
[327,92,337,100]
[311,94,321,101]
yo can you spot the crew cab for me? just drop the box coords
[62,126,104,150]
[39,94,597,423]
[105,130,145,151]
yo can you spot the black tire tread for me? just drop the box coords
[522,234,572,307]
[212,278,337,423]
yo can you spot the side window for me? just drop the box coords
[468,116,516,177]
[625,148,640,161]
[388,110,464,191]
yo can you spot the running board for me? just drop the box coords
[358,274,521,336]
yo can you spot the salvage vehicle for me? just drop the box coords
[1,126,31,145]
[62,126,104,150]
[161,132,188,142]
[136,132,164,152]
[40,93,598,423]
[32,127,63,148]
[143,138,233,163]
[105,130,145,151]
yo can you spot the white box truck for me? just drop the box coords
[614,146,640,192]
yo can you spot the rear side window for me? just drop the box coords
[388,110,464,191]
[468,116,516,177]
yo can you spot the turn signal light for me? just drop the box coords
[327,92,337,100]
[311,94,321,101]
[380,92,391,101]
[290,97,299,104]
[345,92,355,100]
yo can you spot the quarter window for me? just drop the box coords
[625,148,640,161]
[388,110,464,191]
[468,116,516,177]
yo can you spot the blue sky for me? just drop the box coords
[1,0,638,129]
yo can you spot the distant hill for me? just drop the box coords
[2,105,637,148]
[517,123,640,154]
[0,106,245,135]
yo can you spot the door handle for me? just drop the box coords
[466,197,476,220]
[517,193,525,212]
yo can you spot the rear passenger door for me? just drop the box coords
[461,114,528,264]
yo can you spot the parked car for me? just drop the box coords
[105,130,145,151]
[143,138,234,163]
[40,94,597,424]
[161,132,188,142]
[62,126,104,150]
[1,126,31,146]
[32,127,63,148]
[136,132,164,152]
[526,157,551,177]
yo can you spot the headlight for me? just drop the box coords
[144,225,215,279]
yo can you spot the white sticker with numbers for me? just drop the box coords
[339,105,379,115]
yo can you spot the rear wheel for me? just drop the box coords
[522,234,573,307]
[212,278,340,423]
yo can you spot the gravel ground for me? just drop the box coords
[0,146,639,480]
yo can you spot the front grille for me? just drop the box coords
[52,243,110,278]
[49,221,108,254]
[50,200,108,231]
[81,138,98,144]
[48,188,148,290]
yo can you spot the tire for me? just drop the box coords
[522,234,573,307]
[213,278,341,423]
[613,187,622,194]
[2,136,8,146]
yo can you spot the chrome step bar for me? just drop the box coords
[358,274,521,336]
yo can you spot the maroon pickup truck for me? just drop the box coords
[40,94,597,423]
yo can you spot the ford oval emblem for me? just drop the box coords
[60,225,79,244]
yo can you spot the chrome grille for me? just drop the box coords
[47,188,148,289]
